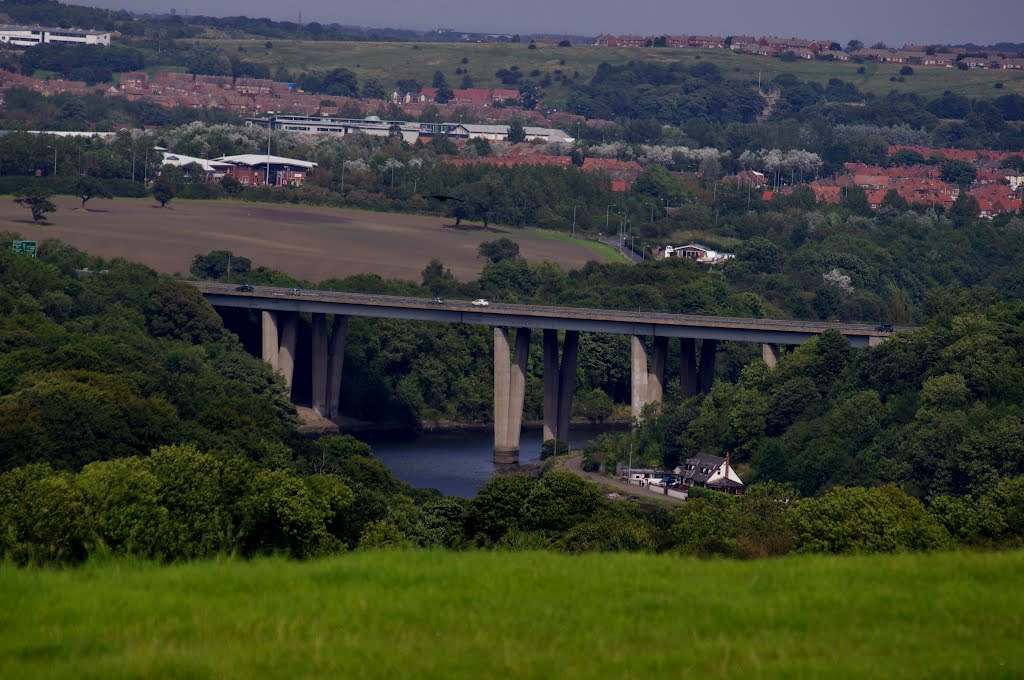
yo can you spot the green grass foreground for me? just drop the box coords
[2,550,1023,678]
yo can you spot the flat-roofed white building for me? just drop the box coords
[161,151,232,180]
[245,115,422,144]
[0,24,111,47]
[446,123,575,143]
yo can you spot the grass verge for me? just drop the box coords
[529,229,623,263]
[1,550,1022,679]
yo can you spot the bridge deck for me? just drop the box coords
[191,282,904,347]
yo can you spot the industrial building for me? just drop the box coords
[0,24,111,47]
[244,115,574,145]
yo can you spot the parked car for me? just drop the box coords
[876,323,894,332]
[471,298,489,307]
[432,297,446,304]
[234,284,254,292]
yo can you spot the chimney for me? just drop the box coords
[724,451,731,480]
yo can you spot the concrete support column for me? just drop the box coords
[868,336,884,347]
[326,315,348,419]
[556,331,580,444]
[762,343,779,369]
[542,329,559,443]
[698,339,718,395]
[493,327,513,463]
[277,312,298,396]
[505,328,531,455]
[261,310,279,370]
[648,336,668,407]
[311,313,328,416]
[680,337,697,400]
[630,335,649,423]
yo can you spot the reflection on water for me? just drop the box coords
[363,425,616,498]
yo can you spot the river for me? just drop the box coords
[364,425,617,497]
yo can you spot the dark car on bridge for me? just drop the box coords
[876,323,894,332]
[234,284,254,293]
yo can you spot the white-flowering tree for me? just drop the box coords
[822,268,854,295]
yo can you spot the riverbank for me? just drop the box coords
[297,407,630,439]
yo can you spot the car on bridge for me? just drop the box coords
[432,297,446,304]
[876,323,894,332]
[472,298,489,307]
[234,284,254,292]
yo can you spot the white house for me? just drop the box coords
[674,453,745,494]
[0,24,111,47]
[662,243,735,265]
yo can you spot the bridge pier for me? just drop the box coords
[277,312,298,395]
[326,315,348,419]
[493,327,532,464]
[680,338,697,400]
[648,336,667,408]
[631,336,669,424]
[762,343,779,368]
[311,313,328,416]
[542,329,559,443]
[698,339,717,394]
[261,310,280,370]
[555,330,579,446]
[630,336,649,422]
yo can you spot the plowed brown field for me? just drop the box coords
[1,198,600,282]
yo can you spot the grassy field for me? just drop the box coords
[1,550,1022,679]
[213,39,1024,102]
[1,197,601,282]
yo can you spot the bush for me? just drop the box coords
[559,518,656,553]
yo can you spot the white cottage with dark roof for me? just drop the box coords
[674,453,745,495]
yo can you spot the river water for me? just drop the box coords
[365,425,616,497]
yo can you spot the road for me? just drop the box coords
[562,455,686,503]
[192,281,902,346]
[596,236,644,263]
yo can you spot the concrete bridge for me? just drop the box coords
[193,282,899,463]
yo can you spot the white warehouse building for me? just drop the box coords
[0,24,111,47]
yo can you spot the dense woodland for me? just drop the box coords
[3,227,1024,565]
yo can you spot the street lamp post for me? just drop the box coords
[571,204,577,237]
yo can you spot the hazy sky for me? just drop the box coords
[88,0,1019,46]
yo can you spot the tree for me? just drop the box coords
[949,193,980,228]
[434,86,454,104]
[14,188,56,222]
[361,79,386,100]
[190,250,252,279]
[152,174,177,207]
[519,81,541,110]
[507,118,527,143]
[845,39,864,52]
[940,159,978,186]
[899,66,914,76]
[478,238,521,263]
[431,70,447,89]
[75,176,113,209]
[466,473,536,542]
[144,280,226,344]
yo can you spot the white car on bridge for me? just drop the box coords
[472,299,489,307]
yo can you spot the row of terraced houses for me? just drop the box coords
[764,146,1024,218]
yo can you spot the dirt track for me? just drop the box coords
[1,198,597,282]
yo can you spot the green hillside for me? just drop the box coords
[209,40,1024,103]
[2,550,1022,678]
